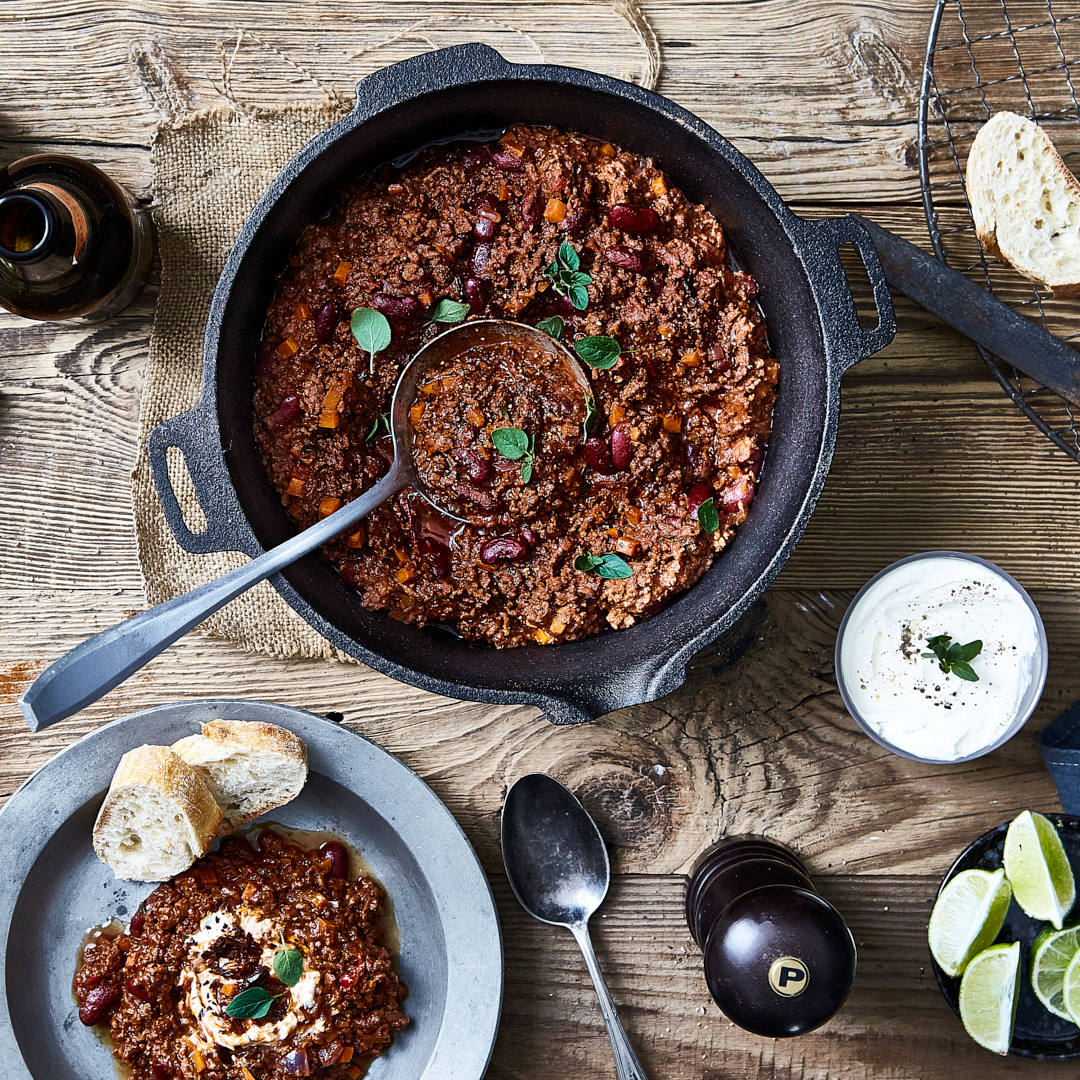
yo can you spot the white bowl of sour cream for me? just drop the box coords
[835,552,1047,764]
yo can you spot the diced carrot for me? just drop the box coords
[419,289,433,306]
[393,547,410,564]
[497,182,509,201]
[410,402,425,427]
[629,426,641,441]
[333,260,352,285]
[599,143,616,157]
[544,198,567,223]
[241,1068,255,1080]
[395,565,417,585]
[548,617,567,636]
[609,403,626,425]
[615,537,640,557]
[348,1067,362,1080]
[387,182,404,194]
[651,175,668,196]
[192,1050,206,1073]
[318,387,343,429]
[339,1047,355,1064]
[534,627,555,644]
[625,506,642,526]
[318,496,342,518]
[465,406,485,427]
[662,416,681,433]
[657,325,674,339]
[605,527,619,538]
[285,476,306,497]
[294,302,312,321]
[345,526,366,549]
[276,337,299,359]
[680,350,701,367]
[339,371,354,390]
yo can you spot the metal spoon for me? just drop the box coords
[501,773,650,1080]
[19,321,591,731]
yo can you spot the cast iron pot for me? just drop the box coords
[147,43,895,725]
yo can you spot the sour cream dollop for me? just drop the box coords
[838,555,1043,761]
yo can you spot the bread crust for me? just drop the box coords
[92,745,223,879]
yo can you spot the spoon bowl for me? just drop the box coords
[20,320,590,731]
[501,774,650,1080]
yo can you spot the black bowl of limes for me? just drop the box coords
[931,812,1080,1059]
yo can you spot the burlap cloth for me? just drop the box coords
[132,18,661,662]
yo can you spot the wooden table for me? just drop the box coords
[1,2,1075,1076]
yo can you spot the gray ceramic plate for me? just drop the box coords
[0,699,502,1080]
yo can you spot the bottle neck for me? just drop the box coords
[0,185,90,271]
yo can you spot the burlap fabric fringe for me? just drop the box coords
[132,14,661,662]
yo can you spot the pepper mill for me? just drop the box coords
[0,154,152,321]
[686,836,857,1037]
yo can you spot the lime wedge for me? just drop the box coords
[1030,924,1080,1020]
[1062,949,1080,1026]
[959,941,1021,1055]
[1003,811,1075,930]
[929,868,1012,977]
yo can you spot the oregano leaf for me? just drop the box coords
[536,316,564,340]
[697,497,720,534]
[350,307,392,374]
[226,986,279,1020]
[573,335,621,370]
[491,427,530,461]
[426,298,470,325]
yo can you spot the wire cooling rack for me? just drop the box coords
[918,0,1080,461]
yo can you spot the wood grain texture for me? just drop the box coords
[1,3,1078,1077]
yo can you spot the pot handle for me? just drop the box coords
[801,215,896,374]
[351,42,516,120]
[147,401,249,556]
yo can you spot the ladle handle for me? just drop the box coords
[19,467,408,731]
[570,923,650,1080]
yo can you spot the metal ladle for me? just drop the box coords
[20,320,592,731]
[501,772,650,1080]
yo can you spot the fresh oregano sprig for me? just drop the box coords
[366,411,390,443]
[351,307,392,375]
[573,335,622,370]
[542,240,592,311]
[536,315,564,340]
[491,426,537,483]
[574,552,633,579]
[225,933,304,1019]
[921,634,982,682]
[426,298,470,325]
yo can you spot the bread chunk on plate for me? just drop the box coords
[92,745,223,881]
[967,111,1080,296]
[172,719,308,833]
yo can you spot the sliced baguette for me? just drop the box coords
[967,111,1080,296]
[93,745,223,881]
[171,719,308,833]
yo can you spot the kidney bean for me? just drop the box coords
[470,190,499,214]
[687,481,714,516]
[314,301,337,343]
[318,841,349,879]
[266,393,301,430]
[373,293,421,320]
[721,477,755,514]
[124,978,152,1003]
[609,204,660,234]
[464,277,486,315]
[558,205,591,233]
[603,246,644,274]
[254,339,277,379]
[452,447,492,484]
[584,436,615,475]
[521,191,545,227]
[419,537,452,579]
[649,272,666,296]
[282,1048,311,1076]
[129,907,145,936]
[455,483,500,512]
[610,428,632,471]
[79,983,121,1026]
[479,537,528,563]
[474,216,498,241]
[469,243,492,280]
[339,561,363,589]
[520,525,540,548]
[710,343,731,373]
[491,148,526,172]
[462,146,491,173]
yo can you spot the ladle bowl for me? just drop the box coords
[19,320,585,731]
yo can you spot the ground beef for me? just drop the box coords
[73,831,407,1080]
[252,124,776,648]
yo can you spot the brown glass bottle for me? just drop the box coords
[0,154,153,321]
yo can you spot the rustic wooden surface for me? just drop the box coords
[1,2,1077,1077]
